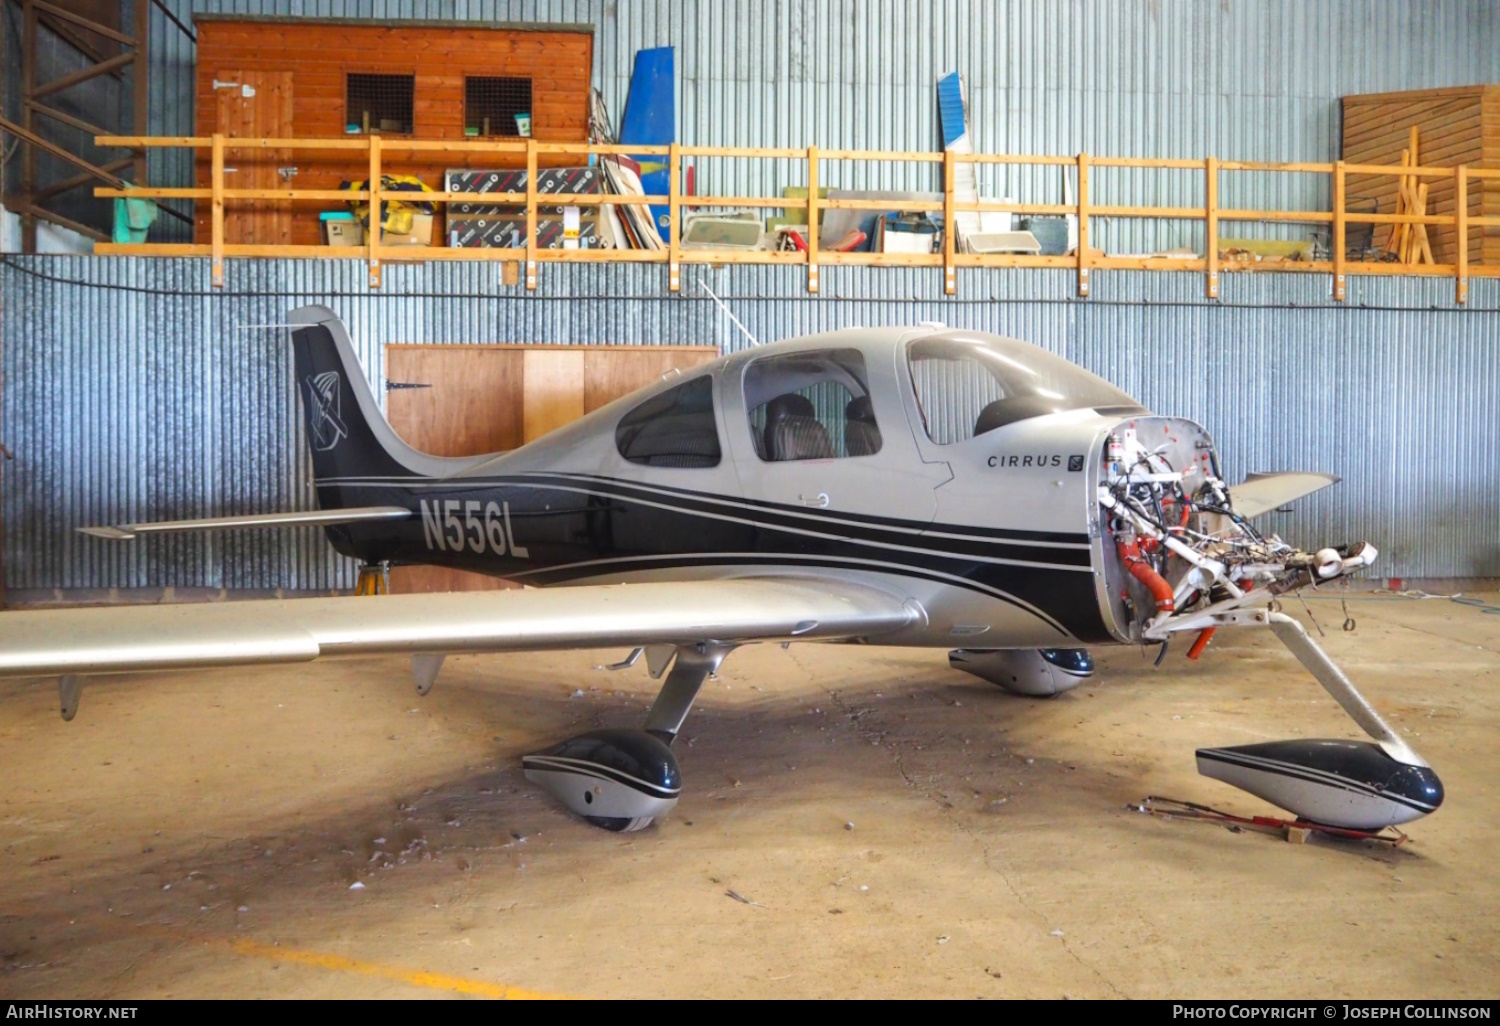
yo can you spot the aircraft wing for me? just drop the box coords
[0,577,917,679]
[1229,472,1340,519]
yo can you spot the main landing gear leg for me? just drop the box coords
[522,643,735,832]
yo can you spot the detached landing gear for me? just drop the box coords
[523,643,733,832]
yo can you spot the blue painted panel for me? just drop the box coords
[937,72,966,149]
[619,46,676,242]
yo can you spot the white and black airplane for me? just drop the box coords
[0,305,1442,834]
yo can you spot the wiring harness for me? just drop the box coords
[1099,426,1376,646]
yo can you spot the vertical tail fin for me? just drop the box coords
[288,305,473,484]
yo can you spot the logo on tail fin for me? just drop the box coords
[304,371,348,451]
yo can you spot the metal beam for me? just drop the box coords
[21,203,109,242]
[152,0,195,42]
[30,51,136,101]
[26,98,115,141]
[133,0,148,185]
[0,115,129,188]
[30,157,133,201]
[33,0,135,45]
[21,0,39,251]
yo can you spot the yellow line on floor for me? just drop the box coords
[225,936,573,999]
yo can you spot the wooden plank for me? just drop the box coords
[1341,84,1486,105]
[1333,160,1346,302]
[1205,157,1219,299]
[807,145,820,294]
[525,138,537,289]
[1077,153,1091,297]
[522,350,585,443]
[942,148,955,295]
[668,142,681,292]
[210,133,225,287]
[1455,166,1468,304]
[367,134,381,287]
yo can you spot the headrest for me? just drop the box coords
[845,395,875,423]
[765,393,817,422]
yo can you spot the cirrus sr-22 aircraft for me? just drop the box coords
[0,305,1443,834]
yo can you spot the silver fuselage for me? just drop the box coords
[314,326,1219,650]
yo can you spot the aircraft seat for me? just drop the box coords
[763,393,834,461]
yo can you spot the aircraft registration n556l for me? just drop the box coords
[0,305,1442,834]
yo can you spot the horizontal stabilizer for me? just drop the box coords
[77,506,411,541]
[1229,472,1339,520]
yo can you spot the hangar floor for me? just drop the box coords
[0,592,1495,999]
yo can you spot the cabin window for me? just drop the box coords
[742,349,881,462]
[346,73,415,134]
[466,77,534,137]
[615,376,722,468]
[907,335,1141,443]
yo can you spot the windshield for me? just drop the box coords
[907,334,1142,444]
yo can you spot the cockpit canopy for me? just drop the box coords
[907,334,1143,444]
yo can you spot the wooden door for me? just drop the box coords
[382,344,718,594]
[214,70,293,245]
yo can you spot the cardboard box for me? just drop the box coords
[324,218,364,246]
[382,212,433,247]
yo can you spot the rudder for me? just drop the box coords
[288,305,471,484]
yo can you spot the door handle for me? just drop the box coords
[797,493,830,508]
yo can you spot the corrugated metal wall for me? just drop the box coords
[3,255,1496,591]
[142,0,1500,246]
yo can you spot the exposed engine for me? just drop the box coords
[1098,420,1376,648]
[1091,418,1444,832]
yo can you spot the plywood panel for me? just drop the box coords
[385,346,525,456]
[522,350,585,443]
[386,564,510,594]
[583,348,720,412]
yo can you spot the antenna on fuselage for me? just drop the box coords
[698,277,760,348]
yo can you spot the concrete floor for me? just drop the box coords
[0,591,1496,999]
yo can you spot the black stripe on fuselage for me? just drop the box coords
[316,471,1092,564]
[313,473,1110,642]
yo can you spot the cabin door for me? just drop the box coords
[722,345,946,541]
[213,70,293,245]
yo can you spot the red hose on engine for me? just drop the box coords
[1117,537,1174,612]
[1185,580,1249,661]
